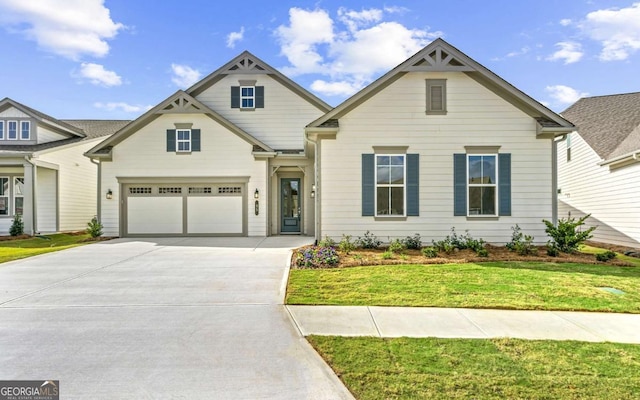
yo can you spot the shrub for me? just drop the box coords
[318,235,336,248]
[9,214,24,236]
[295,246,339,268]
[338,235,356,254]
[381,250,394,260]
[543,215,596,253]
[421,247,438,258]
[476,248,489,257]
[595,250,617,262]
[506,224,537,256]
[357,231,382,249]
[401,233,422,250]
[388,239,407,254]
[433,228,485,253]
[546,241,559,257]
[86,216,103,238]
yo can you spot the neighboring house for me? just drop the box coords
[86,39,574,243]
[0,98,128,235]
[557,92,640,247]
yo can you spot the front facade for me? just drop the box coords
[87,40,574,243]
[0,98,127,235]
[557,92,640,247]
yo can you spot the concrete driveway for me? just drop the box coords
[0,237,353,399]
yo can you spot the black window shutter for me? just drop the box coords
[166,129,176,152]
[498,153,511,216]
[453,153,466,216]
[362,154,375,216]
[191,129,201,152]
[231,86,240,108]
[406,154,419,216]
[255,86,264,108]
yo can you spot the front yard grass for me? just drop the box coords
[309,336,640,400]
[0,233,91,264]
[287,261,640,313]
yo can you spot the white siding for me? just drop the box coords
[557,133,640,247]
[38,140,101,232]
[37,125,69,144]
[320,72,553,244]
[195,74,324,150]
[100,113,268,237]
[36,167,57,232]
[0,108,29,118]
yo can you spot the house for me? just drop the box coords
[557,92,640,247]
[0,98,128,235]
[86,39,574,243]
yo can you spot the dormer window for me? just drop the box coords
[240,86,255,109]
[7,121,17,140]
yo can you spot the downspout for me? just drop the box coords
[304,133,320,243]
[552,134,568,225]
[24,156,37,235]
[90,158,101,222]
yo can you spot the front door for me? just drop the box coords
[281,178,301,233]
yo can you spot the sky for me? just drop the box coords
[0,0,639,120]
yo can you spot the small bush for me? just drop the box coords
[86,216,103,238]
[401,233,422,250]
[357,231,382,249]
[421,247,438,258]
[543,215,596,253]
[506,224,537,256]
[388,239,407,254]
[381,250,394,260]
[433,228,485,253]
[476,248,489,257]
[595,250,617,262]
[9,214,24,236]
[295,246,339,268]
[546,242,559,257]
[318,236,336,248]
[338,235,356,254]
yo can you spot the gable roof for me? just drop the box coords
[562,92,640,160]
[306,38,574,134]
[86,90,274,158]
[0,97,86,137]
[187,51,332,113]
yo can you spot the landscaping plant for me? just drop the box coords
[432,227,486,254]
[86,216,103,238]
[294,246,339,268]
[357,231,382,249]
[421,246,438,258]
[388,239,407,254]
[543,215,596,253]
[401,233,422,250]
[338,235,356,254]
[506,224,537,255]
[9,214,24,236]
[318,235,336,248]
[595,250,617,262]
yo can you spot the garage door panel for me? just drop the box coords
[187,197,243,234]
[128,197,183,234]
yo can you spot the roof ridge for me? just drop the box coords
[580,91,640,100]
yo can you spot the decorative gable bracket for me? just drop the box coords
[402,46,474,72]
[158,95,205,114]
[226,56,269,75]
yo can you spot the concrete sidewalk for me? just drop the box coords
[286,305,640,344]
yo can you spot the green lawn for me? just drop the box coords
[0,233,91,264]
[309,336,640,400]
[287,261,640,313]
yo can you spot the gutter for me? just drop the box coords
[598,150,640,167]
[90,158,101,222]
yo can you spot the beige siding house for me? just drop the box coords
[0,98,127,235]
[558,92,640,247]
[86,53,330,237]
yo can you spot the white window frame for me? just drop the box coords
[7,120,17,140]
[0,176,9,216]
[13,177,24,216]
[20,121,30,140]
[240,86,255,109]
[374,154,406,216]
[176,129,191,152]
[0,121,4,140]
[467,154,498,217]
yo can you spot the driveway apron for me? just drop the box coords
[0,237,353,399]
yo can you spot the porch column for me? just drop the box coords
[22,160,35,235]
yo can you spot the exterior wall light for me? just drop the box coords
[311,184,316,198]
[254,188,259,199]
[106,189,113,200]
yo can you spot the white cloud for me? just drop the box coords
[94,102,152,113]
[545,85,588,105]
[170,64,202,88]
[77,62,122,86]
[559,19,572,26]
[226,26,244,49]
[0,0,124,60]
[580,2,640,61]
[546,41,584,64]
[275,6,440,97]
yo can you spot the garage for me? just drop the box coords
[121,180,247,236]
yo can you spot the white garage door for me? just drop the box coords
[124,184,245,236]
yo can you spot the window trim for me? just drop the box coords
[176,129,191,153]
[13,177,24,216]
[426,79,447,115]
[0,121,4,140]
[240,86,255,109]
[7,120,18,140]
[20,121,30,140]
[466,153,498,217]
[374,154,407,217]
[566,133,572,162]
[0,176,9,216]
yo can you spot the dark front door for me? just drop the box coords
[281,178,301,233]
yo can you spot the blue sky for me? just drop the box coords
[0,0,639,119]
